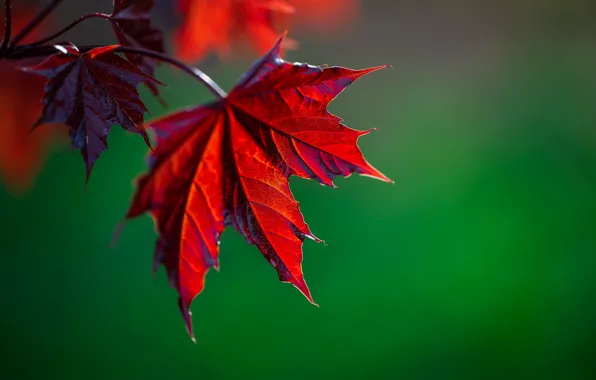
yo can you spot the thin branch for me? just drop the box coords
[29,13,111,47]
[114,46,227,99]
[4,43,58,59]
[0,0,11,54]
[10,0,64,46]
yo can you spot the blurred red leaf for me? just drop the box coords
[0,5,62,192]
[174,0,296,63]
[124,36,389,340]
[24,45,163,180]
[173,0,359,63]
[286,0,359,36]
[0,60,51,192]
[110,0,165,97]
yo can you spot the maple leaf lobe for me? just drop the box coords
[110,0,165,97]
[25,44,164,180]
[125,35,389,339]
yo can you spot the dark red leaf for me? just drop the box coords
[124,35,390,340]
[24,45,164,180]
[110,0,165,97]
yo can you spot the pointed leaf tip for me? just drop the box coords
[307,233,324,244]
[288,276,318,307]
[179,298,195,341]
[109,219,126,249]
[271,33,287,57]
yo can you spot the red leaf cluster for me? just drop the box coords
[1,0,389,341]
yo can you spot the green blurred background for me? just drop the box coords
[2,1,596,379]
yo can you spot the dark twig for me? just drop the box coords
[0,0,12,54]
[10,0,64,46]
[4,43,60,59]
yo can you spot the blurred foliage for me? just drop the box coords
[1,1,596,379]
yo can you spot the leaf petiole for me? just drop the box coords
[112,46,227,99]
[117,46,227,99]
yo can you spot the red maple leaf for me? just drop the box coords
[123,35,390,340]
[23,45,163,180]
[110,0,165,97]
[0,5,61,192]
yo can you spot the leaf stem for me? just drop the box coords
[0,0,11,54]
[114,46,227,99]
[10,0,63,46]
[29,13,111,47]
